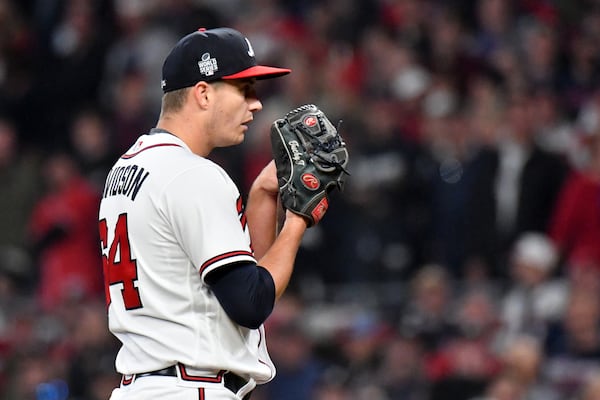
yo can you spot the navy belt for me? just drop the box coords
[135,365,178,378]
[125,366,252,399]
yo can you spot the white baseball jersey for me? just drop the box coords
[98,131,275,384]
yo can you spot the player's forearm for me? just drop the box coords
[246,161,279,260]
[258,213,307,299]
[246,186,278,260]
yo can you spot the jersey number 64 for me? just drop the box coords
[98,213,143,310]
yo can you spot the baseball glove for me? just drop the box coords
[270,104,349,226]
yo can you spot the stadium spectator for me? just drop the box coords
[543,288,600,398]
[27,152,103,311]
[464,91,570,278]
[68,108,119,192]
[425,288,503,400]
[0,117,40,290]
[497,335,559,400]
[398,264,455,351]
[496,232,568,350]
[549,94,600,273]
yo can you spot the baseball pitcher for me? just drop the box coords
[98,27,348,400]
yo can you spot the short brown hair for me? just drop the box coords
[160,87,191,116]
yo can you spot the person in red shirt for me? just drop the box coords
[549,131,600,273]
[28,152,103,311]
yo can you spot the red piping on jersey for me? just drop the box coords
[177,364,226,382]
[121,143,182,159]
[198,388,205,400]
[200,250,254,273]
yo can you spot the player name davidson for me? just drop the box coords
[103,164,150,201]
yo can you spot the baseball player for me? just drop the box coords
[98,27,309,399]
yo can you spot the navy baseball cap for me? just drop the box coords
[161,27,291,93]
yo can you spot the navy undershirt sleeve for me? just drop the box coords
[205,261,276,329]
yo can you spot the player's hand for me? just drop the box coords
[252,160,279,197]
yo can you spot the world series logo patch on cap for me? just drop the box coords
[198,53,218,76]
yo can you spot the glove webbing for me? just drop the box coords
[294,119,350,175]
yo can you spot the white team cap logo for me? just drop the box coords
[245,38,255,58]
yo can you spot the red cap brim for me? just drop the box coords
[222,65,291,80]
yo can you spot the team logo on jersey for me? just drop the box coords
[198,52,218,76]
[301,173,320,190]
[304,115,318,127]
[236,195,247,230]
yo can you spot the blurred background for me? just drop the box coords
[0,0,600,399]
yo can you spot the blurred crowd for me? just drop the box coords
[0,0,600,399]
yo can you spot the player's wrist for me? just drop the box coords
[250,161,279,198]
[250,181,278,201]
[284,210,309,230]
